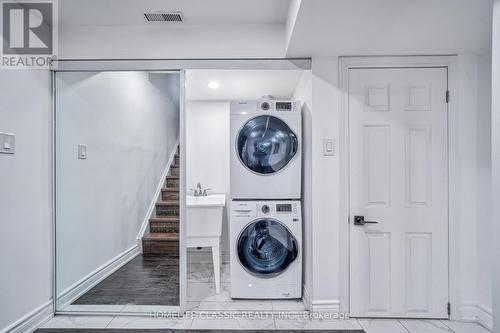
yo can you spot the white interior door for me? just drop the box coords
[349,68,449,318]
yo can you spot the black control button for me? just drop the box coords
[261,205,270,214]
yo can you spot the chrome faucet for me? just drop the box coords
[191,182,210,197]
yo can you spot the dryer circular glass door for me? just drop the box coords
[237,115,298,174]
[237,218,299,278]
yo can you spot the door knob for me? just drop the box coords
[353,216,379,226]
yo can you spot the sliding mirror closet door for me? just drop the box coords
[55,71,182,313]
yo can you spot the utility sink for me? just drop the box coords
[186,194,226,239]
[186,194,226,294]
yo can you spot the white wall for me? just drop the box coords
[455,55,480,317]
[0,70,53,331]
[292,71,313,305]
[55,72,179,294]
[59,24,285,59]
[491,1,500,331]
[185,101,230,256]
[309,58,342,311]
[475,53,493,325]
[451,54,493,328]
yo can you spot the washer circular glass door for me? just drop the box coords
[237,115,298,174]
[237,218,299,278]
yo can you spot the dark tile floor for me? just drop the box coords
[73,254,179,306]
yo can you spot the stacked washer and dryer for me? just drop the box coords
[229,99,302,299]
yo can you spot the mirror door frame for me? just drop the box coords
[50,58,311,316]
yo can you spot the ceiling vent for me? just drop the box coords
[143,11,183,23]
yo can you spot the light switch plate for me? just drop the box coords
[323,138,335,156]
[0,133,15,154]
[78,144,87,159]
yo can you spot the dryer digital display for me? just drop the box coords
[237,115,298,175]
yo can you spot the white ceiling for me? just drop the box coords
[59,0,291,26]
[286,0,493,56]
[185,70,304,101]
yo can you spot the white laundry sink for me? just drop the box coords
[186,194,226,294]
[186,194,226,238]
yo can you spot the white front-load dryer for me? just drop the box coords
[230,200,302,299]
[230,100,301,199]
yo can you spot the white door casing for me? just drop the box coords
[349,68,449,318]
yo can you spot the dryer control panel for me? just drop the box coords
[230,100,300,114]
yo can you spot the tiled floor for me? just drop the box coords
[41,262,492,332]
[40,315,492,332]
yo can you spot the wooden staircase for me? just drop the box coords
[142,151,180,256]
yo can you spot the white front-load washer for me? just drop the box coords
[230,200,302,299]
[230,100,301,199]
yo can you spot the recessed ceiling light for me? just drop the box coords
[208,80,220,89]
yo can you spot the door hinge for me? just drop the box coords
[446,90,450,103]
[447,302,451,316]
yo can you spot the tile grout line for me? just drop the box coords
[104,316,115,328]
[354,319,361,330]
[207,269,214,283]
[399,319,458,333]
[439,320,457,333]
[398,319,414,333]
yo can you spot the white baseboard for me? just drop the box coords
[57,245,140,309]
[459,303,493,331]
[0,301,53,333]
[137,139,180,248]
[309,299,341,313]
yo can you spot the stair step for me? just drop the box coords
[166,175,179,188]
[150,216,179,222]
[143,232,179,241]
[156,200,179,217]
[142,232,179,256]
[156,200,179,205]
[170,166,179,176]
[149,217,179,233]
[161,187,179,201]
[162,187,179,192]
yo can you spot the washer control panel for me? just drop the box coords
[232,201,300,219]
